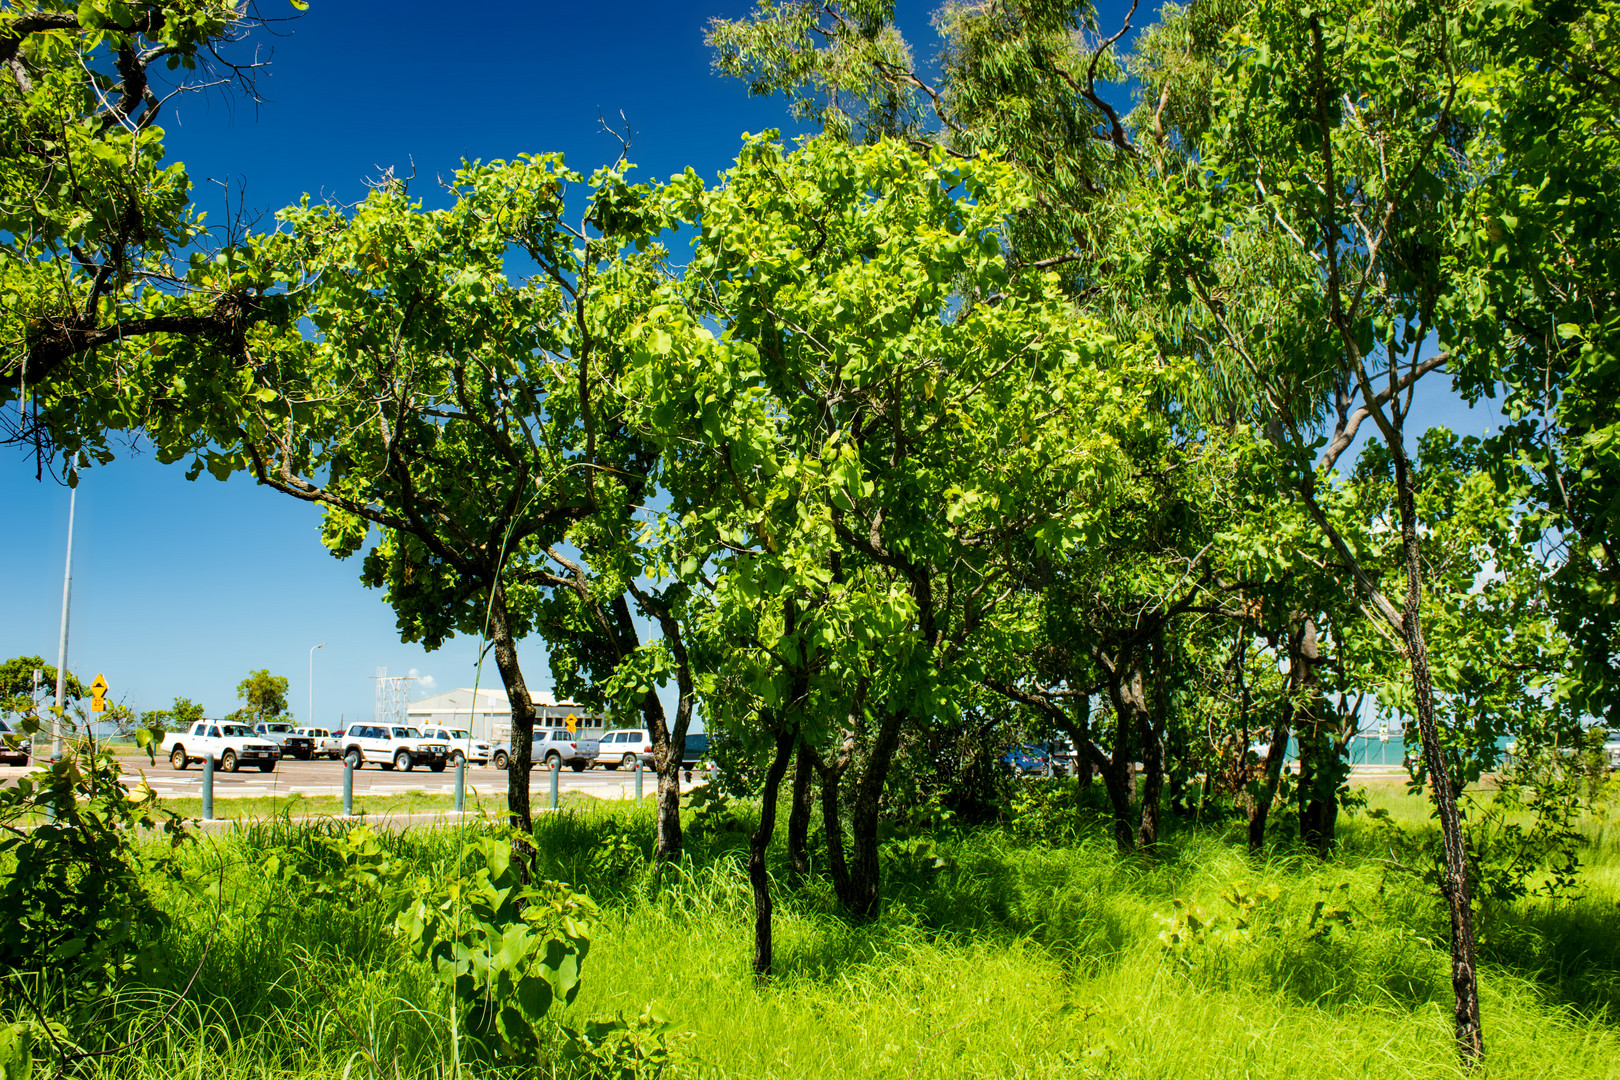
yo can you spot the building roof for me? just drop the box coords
[406,687,593,714]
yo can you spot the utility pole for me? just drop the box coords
[308,642,326,727]
[52,485,75,761]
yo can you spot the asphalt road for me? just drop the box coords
[0,757,695,802]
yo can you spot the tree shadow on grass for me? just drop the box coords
[1480,899,1620,1018]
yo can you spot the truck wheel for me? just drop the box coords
[170,746,188,771]
[429,761,446,773]
[345,749,362,770]
[394,750,413,772]
[450,750,466,768]
[621,753,638,771]
[258,762,276,773]
[493,750,509,770]
[603,760,619,771]
[221,750,239,773]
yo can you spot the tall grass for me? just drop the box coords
[17,782,1620,1079]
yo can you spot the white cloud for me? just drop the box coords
[408,668,436,691]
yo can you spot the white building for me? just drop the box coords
[406,687,605,743]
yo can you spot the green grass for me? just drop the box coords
[10,781,1620,1079]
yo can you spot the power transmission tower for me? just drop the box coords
[373,666,416,729]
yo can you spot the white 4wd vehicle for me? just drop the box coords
[296,727,340,759]
[419,726,491,767]
[162,721,282,773]
[492,727,599,772]
[341,724,450,772]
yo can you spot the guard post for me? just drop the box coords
[549,756,560,810]
[454,760,466,813]
[201,752,215,821]
[634,754,643,801]
[342,757,354,817]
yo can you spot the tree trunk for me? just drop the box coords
[844,711,903,920]
[1288,617,1336,856]
[1247,711,1291,856]
[1102,657,1149,852]
[486,585,535,833]
[750,726,796,978]
[1392,445,1484,1063]
[624,591,692,861]
[1136,704,1165,848]
[787,736,814,883]
[1097,752,1134,853]
[639,684,686,861]
[818,756,853,906]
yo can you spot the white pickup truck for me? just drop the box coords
[162,721,283,773]
[491,727,599,772]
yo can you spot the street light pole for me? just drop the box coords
[52,485,76,762]
[308,642,326,728]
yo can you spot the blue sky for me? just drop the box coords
[0,1,1496,728]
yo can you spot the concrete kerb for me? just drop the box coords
[178,808,558,836]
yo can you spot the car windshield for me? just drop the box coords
[0,720,11,733]
[264,723,293,733]
[393,727,421,739]
[448,729,471,740]
[221,724,253,737]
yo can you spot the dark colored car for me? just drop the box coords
[254,721,316,761]
[1003,744,1053,777]
[0,717,31,766]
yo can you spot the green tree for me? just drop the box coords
[622,135,1154,950]
[0,655,81,714]
[235,668,288,725]
[164,154,674,833]
[0,1,305,467]
[1128,0,1491,1058]
[139,694,203,737]
[1449,0,1620,726]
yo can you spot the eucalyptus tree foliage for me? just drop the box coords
[1347,431,1576,788]
[617,137,1155,936]
[1127,0,1491,1058]
[707,1,1138,275]
[0,1,302,469]
[1449,0,1620,725]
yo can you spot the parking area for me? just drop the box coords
[0,757,697,802]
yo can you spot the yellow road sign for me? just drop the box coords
[91,672,108,712]
[565,713,578,733]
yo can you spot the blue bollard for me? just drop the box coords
[342,758,354,817]
[634,755,643,801]
[202,752,214,821]
[549,757,560,810]
[454,760,466,813]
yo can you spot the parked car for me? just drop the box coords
[340,724,451,772]
[1030,738,1076,776]
[1605,740,1620,772]
[418,726,492,767]
[0,717,31,765]
[1003,744,1053,777]
[161,721,282,772]
[491,727,599,772]
[254,721,315,760]
[596,729,710,770]
[296,727,341,759]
